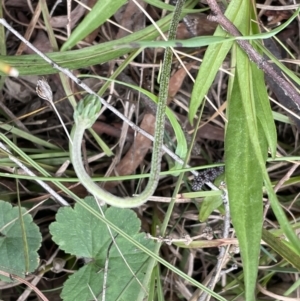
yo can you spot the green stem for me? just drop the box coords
[138,0,187,299]
[70,38,169,208]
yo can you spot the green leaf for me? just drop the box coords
[262,228,300,271]
[49,197,155,301]
[0,123,60,150]
[188,0,244,123]
[61,0,127,51]
[199,194,223,222]
[125,35,233,48]
[188,37,231,122]
[0,201,41,281]
[225,4,266,298]
[199,174,225,222]
[252,64,277,158]
[225,73,264,301]
[227,0,300,264]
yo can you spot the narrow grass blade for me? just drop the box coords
[61,0,127,51]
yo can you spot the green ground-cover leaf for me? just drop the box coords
[0,201,41,281]
[49,197,155,301]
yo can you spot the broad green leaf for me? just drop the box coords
[227,4,265,299]
[226,4,300,257]
[61,0,127,51]
[226,74,264,301]
[49,197,155,301]
[0,201,41,281]
[226,4,267,293]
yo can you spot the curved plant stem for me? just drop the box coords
[70,24,173,208]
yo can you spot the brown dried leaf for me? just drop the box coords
[92,121,134,142]
[115,0,147,39]
[168,62,193,103]
[5,78,32,102]
[4,0,29,8]
[50,0,88,29]
[24,30,52,54]
[16,2,41,55]
[264,10,291,26]
[104,113,156,190]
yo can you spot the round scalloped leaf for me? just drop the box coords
[49,197,155,301]
[0,201,42,281]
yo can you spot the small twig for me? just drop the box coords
[206,0,300,110]
[263,163,299,219]
[102,239,114,301]
[198,183,231,301]
[273,163,299,193]
[257,282,300,301]
[145,233,192,245]
[49,0,62,16]
[0,270,49,301]
[19,248,60,301]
